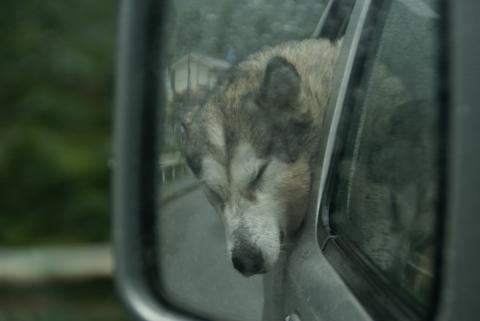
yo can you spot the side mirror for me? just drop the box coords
[114,0,480,321]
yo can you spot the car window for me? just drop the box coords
[323,0,442,318]
[155,1,331,320]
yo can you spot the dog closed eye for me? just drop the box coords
[249,162,269,190]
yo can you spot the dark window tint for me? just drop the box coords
[317,0,356,41]
[325,0,442,316]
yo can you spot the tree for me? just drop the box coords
[0,0,116,244]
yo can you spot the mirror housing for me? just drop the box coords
[112,0,204,320]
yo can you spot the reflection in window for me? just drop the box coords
[329,0,441,307]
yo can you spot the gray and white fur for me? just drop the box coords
[180,39,342,276]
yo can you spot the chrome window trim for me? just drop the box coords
[313,0,369,240]
[311,0,335,38]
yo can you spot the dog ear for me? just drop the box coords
[258,56,301,110]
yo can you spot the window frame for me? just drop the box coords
[318,0,446,320]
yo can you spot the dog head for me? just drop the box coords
[179,54,322,276]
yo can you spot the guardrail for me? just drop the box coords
[159,152,189,183]
[159,152,202,202]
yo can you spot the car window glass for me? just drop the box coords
[326,0,441,311]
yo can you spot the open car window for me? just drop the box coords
[154,1,333,321]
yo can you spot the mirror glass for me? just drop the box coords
[155,0,328,320]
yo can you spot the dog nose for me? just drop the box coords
[231,244,265,276]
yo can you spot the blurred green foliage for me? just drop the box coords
[0,0,116,245]
[0,0,324,245]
